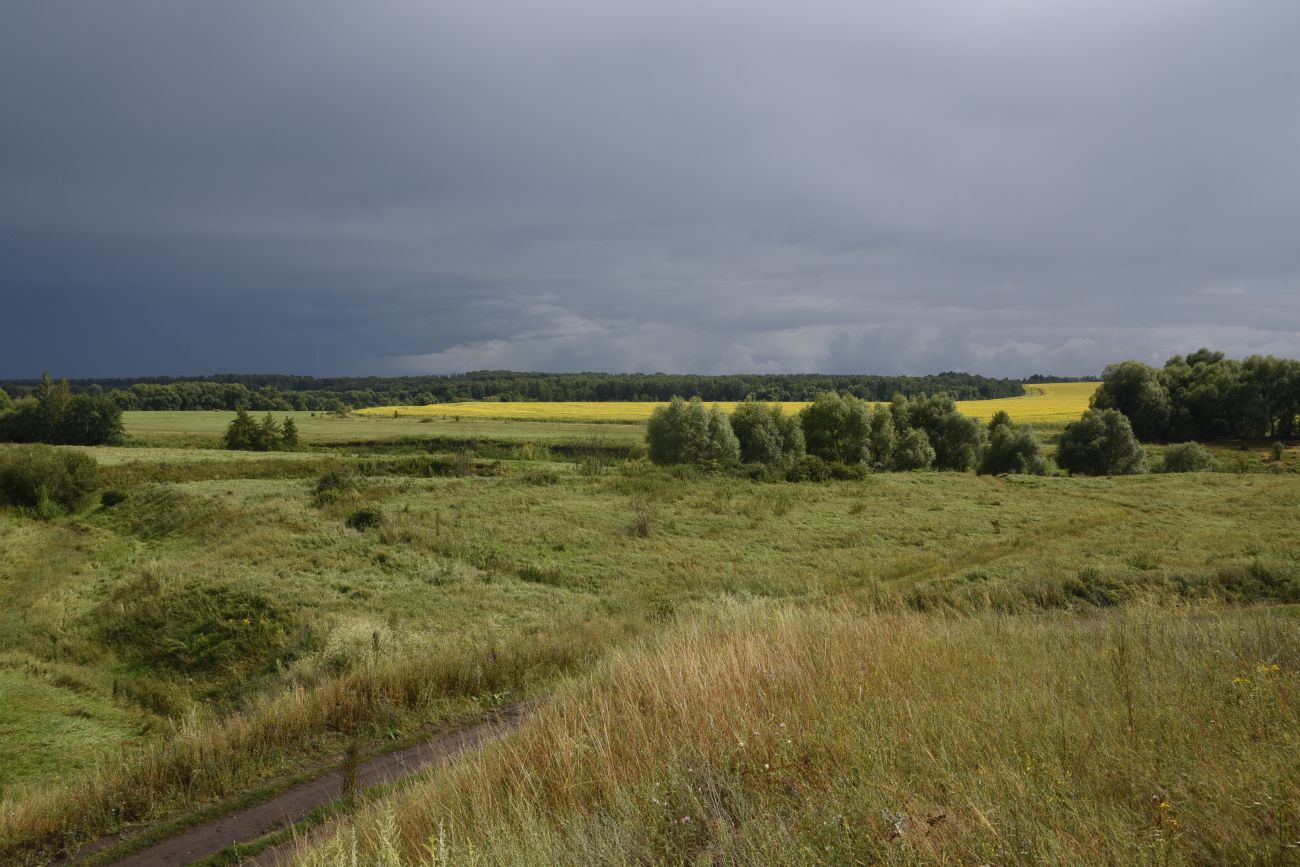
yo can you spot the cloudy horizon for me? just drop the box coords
[3,1,1298,379]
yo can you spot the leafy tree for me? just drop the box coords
[1159,442,1213,473]
[799,392,871,463]
[1091,361,1172,441]
[892,428,936,471]
[59,394,126,445]
[866,405,897,468]
[645,397,740,466]
[978,415,1047,475]
[730,401,804,465]
[1057,409,1147,476]
[892,393,984,471]
[280,416,299,448]
[0,387,10,411]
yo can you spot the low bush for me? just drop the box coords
[1159,442,1213,473]
[1057,409,1147,476]
[0,444,99,514]
[346,507,383,531]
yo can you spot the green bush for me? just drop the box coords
[313,466,360,506]
[1160,442,1213,473]
[646,397,740,466]
[346,507,383,531]
[785,454,832,482]
[892,428,936,471]
[224,410,298,451]
[0,444,99,514]
[730,400,805,465]
[1057,409,1147,476]
[978,417,1047,475]
[799,392,871,464]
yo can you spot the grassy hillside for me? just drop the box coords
[293,603,1300,866]
[0,416,1297,863]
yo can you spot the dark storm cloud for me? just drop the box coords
[2,0,1298,377]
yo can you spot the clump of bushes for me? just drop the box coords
[646,391,998,475]
[1159,442,1213,473]
[730,400,805,465]
[645,397,740,466]
[223,410,299,451]
[978,411,1047,476]
[0,444,99,515]
[1057,409,1147,476]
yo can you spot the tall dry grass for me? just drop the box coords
[0,617,625,865]
[295,602,1300,865]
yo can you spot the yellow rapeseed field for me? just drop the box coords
[358,381,1099,426]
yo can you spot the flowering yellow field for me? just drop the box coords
[358,381,1099,426]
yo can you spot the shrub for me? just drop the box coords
[0,444,99,514]
[223,410,297,451]
[646,397,740,466]
[1057,409,1147,476]
[346,508,383,531]
[799,392,870,463]
[729,400,805,465]
[892,393,984,471]
[1160,442,1213,473]
[892,428,936,471]
[313,467,360,506]
[979,418,1047,475]
[1271,441,1285,462]
[785,454,832,482]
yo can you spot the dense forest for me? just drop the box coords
[0,371,1025,411]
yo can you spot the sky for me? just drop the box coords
[2,0,1299,379]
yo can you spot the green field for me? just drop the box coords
[120,410,645,448]
[1,417,1298,864]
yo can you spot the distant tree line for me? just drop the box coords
[0,370,1025,410]
[0,373,123,446]
[1091,350,1300,441]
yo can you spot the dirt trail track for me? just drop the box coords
[93,704,528,867]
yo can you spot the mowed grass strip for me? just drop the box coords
[358,381,1100,426]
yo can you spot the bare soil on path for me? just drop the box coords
[79,704,529,867]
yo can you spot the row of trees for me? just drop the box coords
[1,370,1025,409]
[1092,350,1300,441]
[646,394,1047,475]
[223,410,300,451]
[0,374,123,446]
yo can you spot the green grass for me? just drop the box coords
[1,426,1298,863]
[120,411,645,448]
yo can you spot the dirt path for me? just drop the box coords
[92,704,529,867]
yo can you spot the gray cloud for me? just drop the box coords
[2,0,1298,377]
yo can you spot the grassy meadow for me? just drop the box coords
[1,398,1298,865]
[356,381,1100,428]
